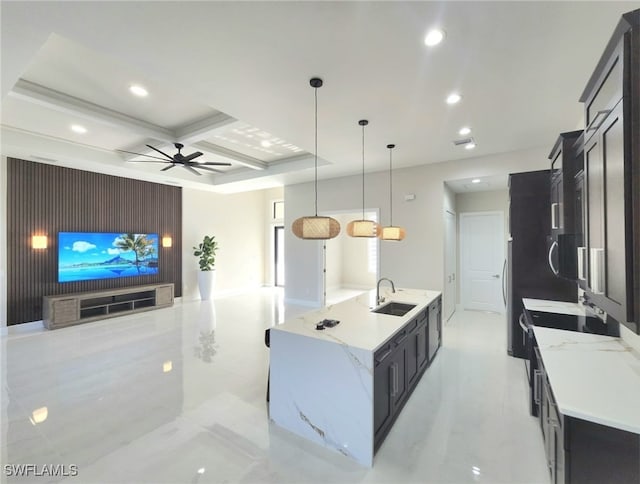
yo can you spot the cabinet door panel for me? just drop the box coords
[586,135,604,293]
[602,109,626,306]
[417,324,428,369]
[391,349,407,408]
[406,332,418,386]
[374,360,392,435]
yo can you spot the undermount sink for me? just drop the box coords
[372,302,416,317]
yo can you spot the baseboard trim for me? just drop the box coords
[2,320,44,337]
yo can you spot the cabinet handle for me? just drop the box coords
[501,259,507,306]
[390,363,399,397]
[551,203,559,229]
[589,248,605,294]
[395,331,408,346]
[534,369,542,405]
[548,240,559,276]
[577,247,587,281]
[376,347,393,364]
[394,364,399,395]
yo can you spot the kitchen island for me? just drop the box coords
[269,287,442,467]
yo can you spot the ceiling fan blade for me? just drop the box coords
[183,151,204,162]
[146,144,176,161]
[199,162,232,166]
[161,164,177,172]
[195,165,224,174]
[182,164,202,176]
[117,150,172,162]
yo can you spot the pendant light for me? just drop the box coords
[379,144,406,241]
[292,78,340,240]
[346,119,380,237]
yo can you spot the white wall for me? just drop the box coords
[341,216,377,289]
[325,214,345,291]
[284,146,549,306]
[455,189,510,301]
[182,187,265,300]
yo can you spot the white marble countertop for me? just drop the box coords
[523,298,590,317]
[273,288,441,352]
[533,326,640,435]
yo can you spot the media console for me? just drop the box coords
[43,283,174,330]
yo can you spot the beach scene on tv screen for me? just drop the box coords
[58,232,159,283]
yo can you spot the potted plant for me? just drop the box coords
[193,235,219,300]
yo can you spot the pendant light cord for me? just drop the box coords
[314,86,318,217]
[361,123,365,220]
[389,147,393,226]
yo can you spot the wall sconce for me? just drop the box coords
[31,235,48,249]
[162,236,172,248]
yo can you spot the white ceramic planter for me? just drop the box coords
[197,270,216,301]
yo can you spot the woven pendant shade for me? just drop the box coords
[379,143,406,241]
[292,216,340,240]
[380,226,406,241]
[292,78,341,240]
[347,119,379,238]
[346,219,381,238]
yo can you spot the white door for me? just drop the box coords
[460,211,505,313]
[444,210,457,320]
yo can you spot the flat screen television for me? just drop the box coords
[58,232,159,283]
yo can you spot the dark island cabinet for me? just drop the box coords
[373,296,442,452]
[578,8,640,333]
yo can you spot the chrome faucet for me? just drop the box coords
[376,278,396,305]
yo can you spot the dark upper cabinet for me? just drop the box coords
[548,130,583,280]
[549,130,582,237]
[579,8,639,333]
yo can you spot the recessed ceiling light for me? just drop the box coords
[71,124,87,134]
[129,84,148,97]
[261,140,272,148]
[459,127,471,136]
[446,93,462,105]
[471,178,481,184]
[465,142,476,150]
[424,29,445,47]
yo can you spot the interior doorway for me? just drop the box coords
[274,226,285,287]
[460,211,505,313]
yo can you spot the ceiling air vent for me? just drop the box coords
[452,138,473,146]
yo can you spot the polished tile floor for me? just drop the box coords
[1,289,549,483]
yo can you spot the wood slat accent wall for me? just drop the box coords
[7,158,182,325]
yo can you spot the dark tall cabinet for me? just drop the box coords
[507,171,577,359]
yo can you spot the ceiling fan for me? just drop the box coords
[118,143,231,176]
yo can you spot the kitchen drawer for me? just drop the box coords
[374,343,393,367]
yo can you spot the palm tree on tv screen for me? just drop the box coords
[114,233,156,272]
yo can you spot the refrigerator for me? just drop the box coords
[507,170,577,359]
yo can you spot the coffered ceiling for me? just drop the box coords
[1,1,636,192]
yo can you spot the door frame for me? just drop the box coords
[459,210,505,313]
[444,209,457,321]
